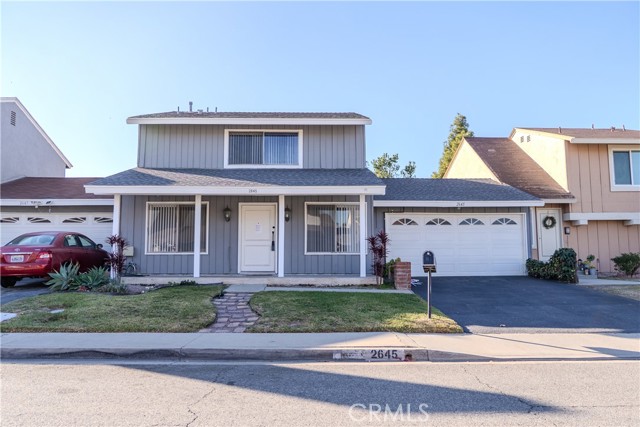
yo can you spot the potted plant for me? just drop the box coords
[584,255,597,276]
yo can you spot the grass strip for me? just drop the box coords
[0,285,223,332]
[248,291,462,333]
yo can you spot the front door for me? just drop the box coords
[239,204,277,273]
[537,208,562,262]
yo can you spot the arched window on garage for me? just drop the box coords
[426,218,451,225]
[492,217,517,225]
[62,217,87,224]
[94,217,113,224]
[0,217,19,223]
[27,217,51,223]
[459,218,484,225]
[392,218,418,225]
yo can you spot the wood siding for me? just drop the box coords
[121,195,373,276]
[138,124,367,169]
[565,143,639,213]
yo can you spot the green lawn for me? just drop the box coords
[0,285,223,332]
[248,291,462,333]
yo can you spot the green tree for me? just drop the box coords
[432,113,474,178]
[371,153,417,178]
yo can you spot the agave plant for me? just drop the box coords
[46,262,81,291]
[77,266,110,290]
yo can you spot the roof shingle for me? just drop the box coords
[463,137,575,200]
[1,177,111,200]
[128,112,370,120]
[517,127,640,139]
[375,178,540,202]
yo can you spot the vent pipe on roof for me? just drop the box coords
[591,124,594,130]
[177,106,180,114]
[611,126,616,132]
[189,101,193,112]
[207,107,209,112]
[215,107,218,112]
[623,125,626,131]
[558,126,562,133]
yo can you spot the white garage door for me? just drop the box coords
[0,213,113,248]
[385,213,527,277]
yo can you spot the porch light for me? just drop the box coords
[223,206,232,222]
[284,207,291,222]
[564,226,571,235]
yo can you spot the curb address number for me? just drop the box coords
[334,349,405,361]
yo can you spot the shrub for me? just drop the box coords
[46,262,81,291]
[526,248,577,283]
[611,252,640,277]
[367,230,390,285]
[95,279,129,294]
[166,280,198,287]
[77,266,110,290]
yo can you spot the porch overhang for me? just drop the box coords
[85,184,385,196]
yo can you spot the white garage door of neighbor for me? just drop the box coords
[385,213,527,277]
[0,213,113,248]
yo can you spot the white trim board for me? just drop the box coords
[127,117,372,126]
[85,185,386,196]
[563,212,640,226]
[374,200,543,208]
[1,198,114,207]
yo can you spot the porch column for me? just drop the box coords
[110,194,121,280]
[359,194,366,278]
[278,195,285,277]
[193,195,202,278]
[112,194,121,236]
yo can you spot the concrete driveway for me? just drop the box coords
[412,276,640,334]
[1,278,51,305]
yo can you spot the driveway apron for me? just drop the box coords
[412,276,640,334]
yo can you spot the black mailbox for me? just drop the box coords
[423,251,436,273]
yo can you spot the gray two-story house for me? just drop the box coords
[86,110,385,282]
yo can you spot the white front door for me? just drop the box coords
[537,208,562,262]
[239,204,277,273]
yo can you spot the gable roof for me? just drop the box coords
[86,168,385,196]
[0,97,73,168]
[374,178,542,207]
[513,127,640,141]
[462,137,575,201]
[126,111,372,126]
[0,177,112,205]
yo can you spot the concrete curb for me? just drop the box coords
[2,347,639,362]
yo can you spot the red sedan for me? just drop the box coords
[0,232,109,288]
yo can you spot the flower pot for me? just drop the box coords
[589,268,597,276]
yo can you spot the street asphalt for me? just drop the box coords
[412,276,640,334]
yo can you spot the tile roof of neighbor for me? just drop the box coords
[518,127,640,139]
[0,177,111,199]
[463,137,575,200]
[128,112,370,120]
[88,168,384,187]
[376,178,540,202]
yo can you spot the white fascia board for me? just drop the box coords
[570,138,640,145]
[563,212,640,222]
[1,97,73,168]
[0,198,114,207]
[126,117,372,126]
[373,200,544,208]
[542,198,576,204]
[85,185,386,196]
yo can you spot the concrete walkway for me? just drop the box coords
[224,284,412,294]
[577,276,640,286]
[1,332,638,362]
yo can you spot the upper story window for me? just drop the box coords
[224,130,302,168]
[609,146,640,191]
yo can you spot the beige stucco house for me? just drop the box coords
[445,127,640,274]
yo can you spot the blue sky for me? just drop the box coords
[2,1,639,178]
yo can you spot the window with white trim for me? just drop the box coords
[306,203,360,254]
[611,147,640,188]
[392,218,418,225]
[146,202,208,254]
[226,130,301,167]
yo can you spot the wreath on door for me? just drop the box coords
[542,215,556,229]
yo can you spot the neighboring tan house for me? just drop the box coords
[85,110,385,282]
[0,97,114,246]
[445,127,640,274]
